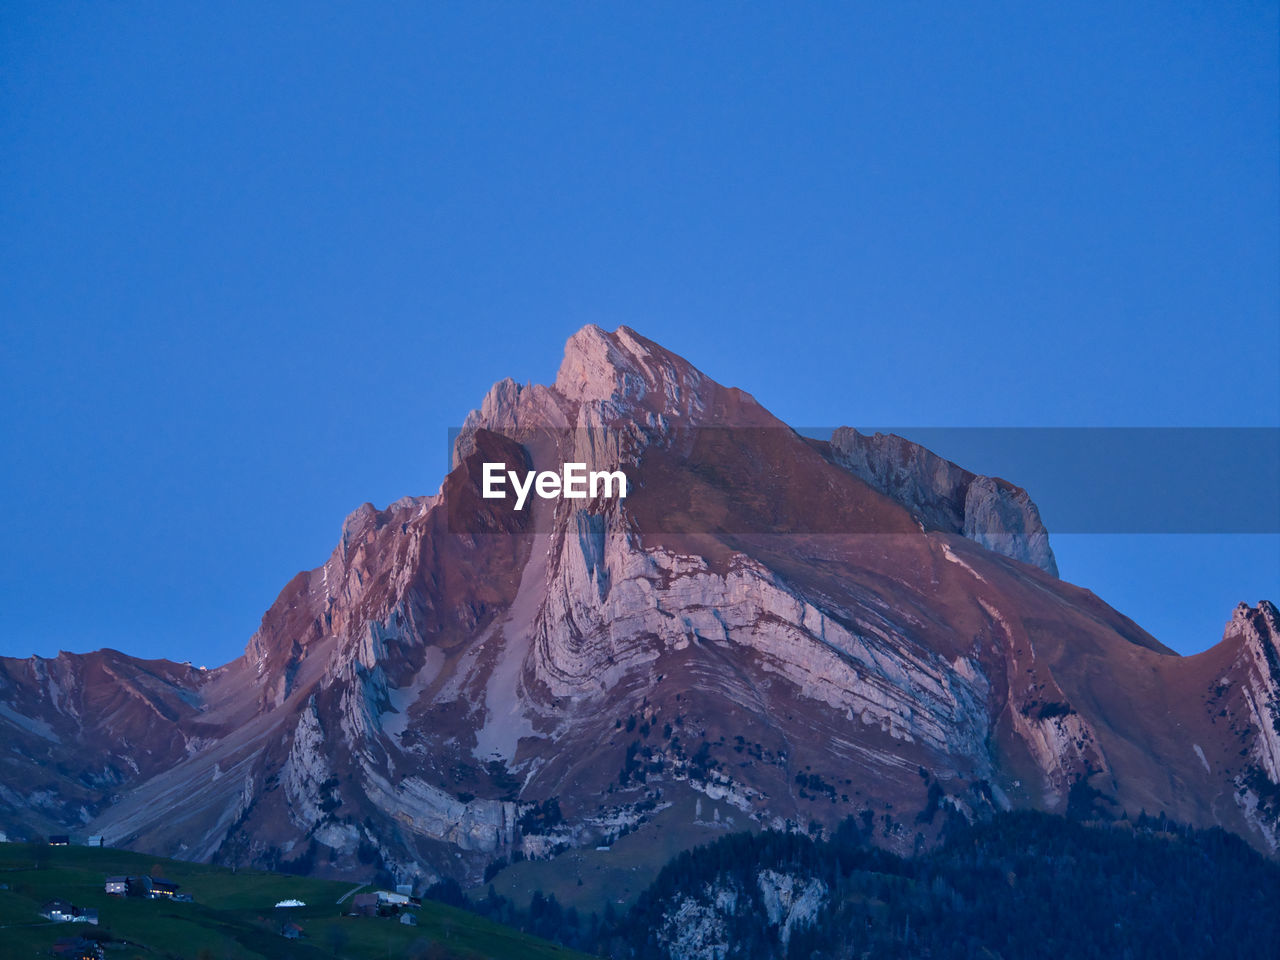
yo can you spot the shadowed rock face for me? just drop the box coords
[0,325,1274,886]
[828,428,1059,577]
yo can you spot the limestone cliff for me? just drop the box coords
[1,325,1273,889]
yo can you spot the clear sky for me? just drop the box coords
[2,3,1276,664]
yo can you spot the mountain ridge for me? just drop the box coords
[1,325,1275,894]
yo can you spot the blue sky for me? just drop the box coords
[2,3,1276,663]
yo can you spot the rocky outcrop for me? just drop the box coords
[1218,602,1280,851]
[829,427,1059,575]
[756,869,827,947]
[1226,602,1280,781]
[652,867,827,960]
[661,888,734,960]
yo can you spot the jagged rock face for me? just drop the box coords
[0,651,208,839]
[1222,602,1280,780]
[829,427,1059,576]
[1,325,1276,886]
[1215,602,1280,851]
[652,867,827,960]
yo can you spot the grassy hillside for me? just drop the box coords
[0,843,596,959]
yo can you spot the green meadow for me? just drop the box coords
[0,843,595,960]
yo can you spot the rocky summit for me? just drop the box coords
[1,325,1276,890]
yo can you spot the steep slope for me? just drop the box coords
[0,650,208,839]
[1,325,1275,889]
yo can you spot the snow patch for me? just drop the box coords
[1193,743,1211,773]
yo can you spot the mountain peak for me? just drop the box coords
[554,324,694,408]
[460,325,735,462]
[5,326,1276,891]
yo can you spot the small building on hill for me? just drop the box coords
[348,893,379,917]
[50,936,103,960]
[148,879,178,899]
[86,835,104,847]
[40,900,76,922]
[48,835,70,847]
[104,876,128,896]
[71,907,98,925]
[399,912,417,926]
